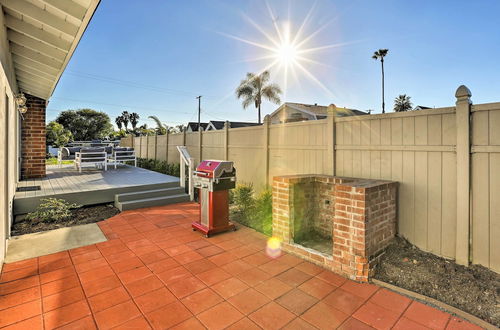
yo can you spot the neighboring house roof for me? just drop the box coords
[285,102,329,117]
[269,102,369,121]
[414,105,432,110]
[1,0,101,100]
[206,121,261,130]
[187,122,209,131]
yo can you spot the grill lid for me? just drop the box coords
[196,160,235,178]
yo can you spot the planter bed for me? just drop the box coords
[12,204,120,236]
[374,236,500,327]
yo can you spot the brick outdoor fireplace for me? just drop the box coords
[272,175,398,282]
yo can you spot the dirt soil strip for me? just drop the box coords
[374,237,500,327]
[12,204,120,236]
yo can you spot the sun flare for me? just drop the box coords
[275,28,298,66]
[218,2,348,98]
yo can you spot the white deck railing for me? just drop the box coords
[177,146,195,201]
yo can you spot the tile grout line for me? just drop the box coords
[0,257,43,328]
[390,298,417,329]
[142,217,318,329]
[141,211,267,328]
[1,252,89,329]
[336,285,382,329]
[38,257,45,330]
[182,237,255,329]
[68,244,101,330]
[139,213,212,328]
[98,228,154,329]
[104,219,179,329]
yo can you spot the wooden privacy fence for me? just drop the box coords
[120,85,500,273]
[119,118,332,190]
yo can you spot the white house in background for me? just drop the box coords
[205,120,261,131]
[269,102,369,124]
[414,105,432,110]
[186,122,209,132]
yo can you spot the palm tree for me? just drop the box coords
[129,112,140,130]
[148,115,167,135]
[174,124,186,133]
[394,94,413,112]
[115,116,123,130]
[235,71,282,123]
[121,111,130,131]
[372,49,389,113]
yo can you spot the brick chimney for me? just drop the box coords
[21,94,47,179]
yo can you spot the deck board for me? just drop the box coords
[14,165,180,214]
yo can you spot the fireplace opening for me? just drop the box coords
[293,230,332,255]
[292,181,334,255]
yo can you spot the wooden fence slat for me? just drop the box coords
[489,153,500,271]
[414,151,428,249]
[441,152,457,258]
[472,153,489,266]
[427,152,442,254]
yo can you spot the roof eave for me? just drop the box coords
[46,0,100,100]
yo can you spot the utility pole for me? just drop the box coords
[381,57,385,114]
[196,96,202,162]
[196,96,202,130]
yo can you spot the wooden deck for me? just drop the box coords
[14,165,181,215]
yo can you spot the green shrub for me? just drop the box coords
[232,183,255,214]
[168,163,180,177]
[230,183,272,236]
[26,198,81,223]
[154,160,166,173]
[254,189,273,235]
[136,158,180,177]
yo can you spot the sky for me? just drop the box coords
[47,0,500,128]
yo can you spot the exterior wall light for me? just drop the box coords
[15,93,28,118]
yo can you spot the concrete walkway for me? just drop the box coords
[5,223,107,263]
[0,203,482,329]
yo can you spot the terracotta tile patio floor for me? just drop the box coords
[0,202,482,329]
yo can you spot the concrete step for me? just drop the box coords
[115,193,190,211]
[115,187,186,203]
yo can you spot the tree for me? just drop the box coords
[394,94,413,112]
[46,121,72,147]
[115,116,123,130]
[121,111,130,131]
[148,115,167,135]
[236,70,282,123]
[134,123,155,136]
[109,130,128,140]
[372,49,389,113]
[130,112,140,130]
[169,124,186,133]
[55,109,113,141]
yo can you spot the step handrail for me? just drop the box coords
[177,146,195,201]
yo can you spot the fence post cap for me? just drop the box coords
[327,104,337,116]
[263,115,271,124]
[224,121,230,128]
[455,85,471,99]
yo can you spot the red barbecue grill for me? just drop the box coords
[192,160,236,237]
